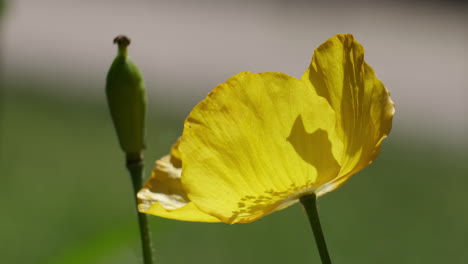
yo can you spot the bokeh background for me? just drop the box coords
[1,0,467,263]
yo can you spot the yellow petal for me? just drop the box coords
[137,140,220,222]
[180,72,341,223]
[140,34,394,224]
[301,34,394,195]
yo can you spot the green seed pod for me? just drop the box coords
[106,35,147,160]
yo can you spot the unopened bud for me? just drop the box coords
[106,35,147,160]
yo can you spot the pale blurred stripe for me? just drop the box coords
[3,0,467,147]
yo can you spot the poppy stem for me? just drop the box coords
[127,155,154,264]
[300,193,332,264]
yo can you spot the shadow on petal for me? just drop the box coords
[287,115,340,186]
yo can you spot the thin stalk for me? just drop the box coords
[126,156,154,264]
[300,193,332,264]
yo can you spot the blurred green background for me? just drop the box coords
[1,0,467,263]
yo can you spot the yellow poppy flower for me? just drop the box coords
[138,34,394,224]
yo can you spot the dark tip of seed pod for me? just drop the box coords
[113,35,131,47]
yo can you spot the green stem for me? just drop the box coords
[126,156,154,264]
[300,193,332,264]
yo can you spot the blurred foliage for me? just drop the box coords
[0,0,6,19]
[1,81,467,264]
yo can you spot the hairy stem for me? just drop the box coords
[127,156,154,264]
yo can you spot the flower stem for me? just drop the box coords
[126,155,154,264]
[300,193,332,264]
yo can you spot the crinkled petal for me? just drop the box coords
[179,72,341,223]
[140,34,394,224]
[137,140,220,222]
[301,34,394,195]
